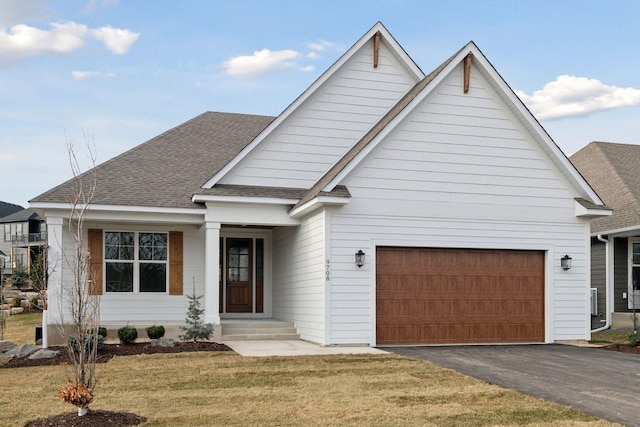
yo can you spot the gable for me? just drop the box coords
[214,26,422,189]
[338,59,593,222]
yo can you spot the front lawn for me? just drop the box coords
[1,313,618,426]
[2,311,41,343]
[1,351,617,426]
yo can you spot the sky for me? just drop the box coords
[1,0,640,208]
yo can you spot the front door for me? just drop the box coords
[226,238,252,313]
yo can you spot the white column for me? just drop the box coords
[204,221,221,324]
[45,216,64,348]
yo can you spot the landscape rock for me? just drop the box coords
[4,343,39,358]
[20,299,29,308]
[150,337,176,348]
[11,307,24,315]
[28,349,61,360]
[0,340,17,353]
[1,310,11,317]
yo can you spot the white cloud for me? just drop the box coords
[224,49,300,77]
[0,21,88,63]
[308,40,341,52]
[0,0,50,27]
[300,65,315,72]
[90,25,139,54]
[0,20,139,65]
[306,51,319,59]
[72,70,115,79]
[516,75,640,120]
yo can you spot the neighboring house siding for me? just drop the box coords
[220,40,418,189]
[272,210,326,343]
[614,237,631,313]
[590,239,606,329]
[328,63,591,343]
[50,223,202,325]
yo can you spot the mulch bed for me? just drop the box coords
[24,410,147,427]
[600,343,640,354]
[1,341,232,369]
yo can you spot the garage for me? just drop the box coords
[376,247,545,345]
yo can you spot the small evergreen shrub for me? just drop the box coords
[117,325,138,344]
[69,333,104,352]
[629,332,640,347]
[97,327,108,338]
[180,288,214,342]
[146,325,165,339]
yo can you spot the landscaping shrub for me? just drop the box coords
[117,325,138,344]
[69,333,104,352]
[629,332,640,347]
[97,327,108,338]
[145,325,165,339]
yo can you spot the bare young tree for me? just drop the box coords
[56,133,100,416]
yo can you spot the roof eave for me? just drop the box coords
[289,196,350,219]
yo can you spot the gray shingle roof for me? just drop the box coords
[0,201,24,218]
[570,141,640,234]
[194,184,350,201]
[0,208,42,224]
[31,112,275,209]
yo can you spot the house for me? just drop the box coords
[31,22,610,346]
[0,208,47,276]
[571,142,640,330]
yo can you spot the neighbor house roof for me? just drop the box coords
[0,201,24,218]
[0,208,42,224]
[30,112,275,209]
[570,141,640,234]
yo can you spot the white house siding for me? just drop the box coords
[272,210,326,343]
[220,40,418,189]
[49,222,204,326]
[327,62,591,344]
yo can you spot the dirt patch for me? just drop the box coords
[1,341,232,369]
[600,343,640,354]
[24,409,146,426]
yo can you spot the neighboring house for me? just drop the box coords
[571,142,640,330]
[0,201,23,219]
[0,208,48,276]
[31,22,609,346]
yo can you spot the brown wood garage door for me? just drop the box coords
[376,247,544,345]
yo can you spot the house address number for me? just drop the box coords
[325,259,330,281]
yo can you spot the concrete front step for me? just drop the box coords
[222,333,301,341]
[221,319,300,341]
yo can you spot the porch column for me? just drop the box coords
[45,216,64,348]
[204,221,221,324]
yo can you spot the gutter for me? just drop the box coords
[591,234,612,333]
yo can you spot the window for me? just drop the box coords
[4,223,23,242]
[105,231,168,293]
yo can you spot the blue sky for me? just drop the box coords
[2,0,640,208]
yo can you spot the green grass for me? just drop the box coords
[0,313,620,426]
[591,329,634,344]
[2,311,41,343]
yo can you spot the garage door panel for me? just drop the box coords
[376,247,544,345]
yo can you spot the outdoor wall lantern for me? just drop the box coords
[561,254,572,271]
[355,250,366,268]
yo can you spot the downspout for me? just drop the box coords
[591,234,611,332]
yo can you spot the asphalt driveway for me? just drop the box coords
[387,344,638,427]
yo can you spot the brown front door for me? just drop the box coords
[226,238,252,313]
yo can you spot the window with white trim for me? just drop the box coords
[105,231,168,293]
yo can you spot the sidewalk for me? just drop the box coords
[224,340,387,357]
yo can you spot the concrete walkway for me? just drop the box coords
[224,340,387,357]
